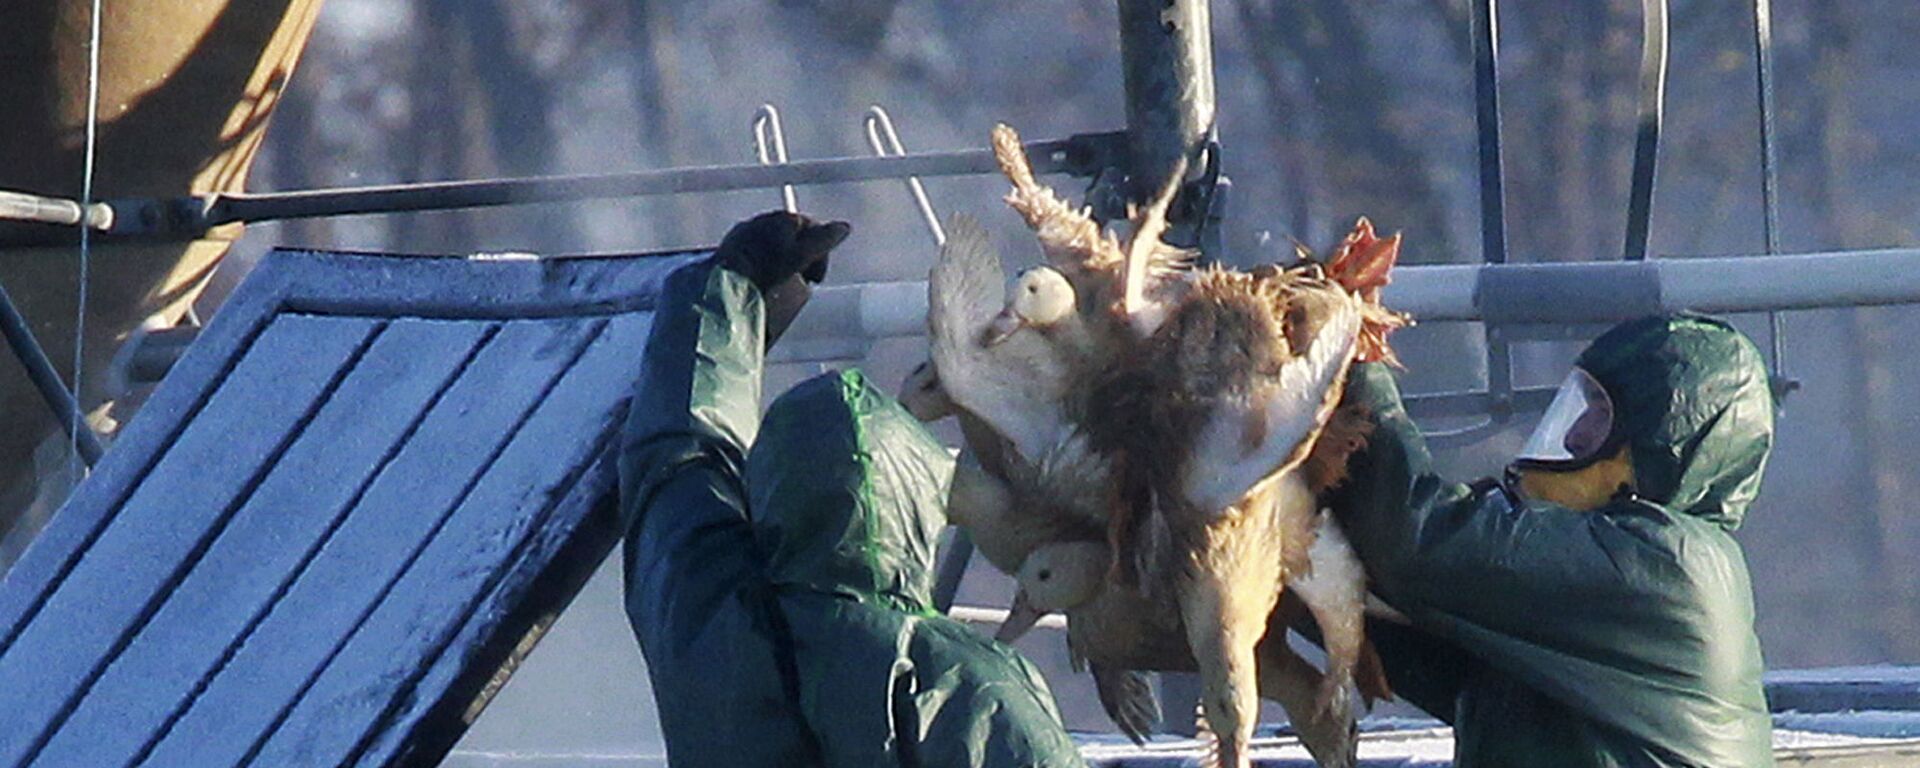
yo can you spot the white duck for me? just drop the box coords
[897,362,1101,576]
[924,214,1124,529]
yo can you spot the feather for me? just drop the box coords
[927,214,1072,465]
[1178,294,1362,513]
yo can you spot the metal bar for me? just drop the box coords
[751,105,799,213]
[931,532,973,613]
[1404,386,1557,421]
[0,191,113,230]
[863,106,946,246]
[781,249,1920,343]
[1753,0,1790,385]
[1470,0,1509,266]
[0,282,105,466]
[1468,0,1518,437]
[947,604,1066,633]
[1623,0,1670,261]
[193,135,1116,231]
[1116,0,1216,203]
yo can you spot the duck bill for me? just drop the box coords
[982,308,1025,347]
[995,590,1047,643]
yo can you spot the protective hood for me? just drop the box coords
[1576,313,1775,531]
[747,369,955,613]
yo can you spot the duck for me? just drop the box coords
[946,124,1407,768]
[924,213,1127,530]
[1005,522,1391,768]
[896,362,1101,576]
[1076,242,1373,768]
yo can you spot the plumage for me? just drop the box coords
[916,125,1408,768]
[896,363,1102,576]
[1068,191,1373,768]
[1009,535,1369,768]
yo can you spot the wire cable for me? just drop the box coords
[71,0,104,482]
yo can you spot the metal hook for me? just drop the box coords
[751,104,798,213]
[863,106,945,246]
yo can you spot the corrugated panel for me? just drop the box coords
[0,247,704,768]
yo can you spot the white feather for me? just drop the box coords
[928,215,1073,466]
[1180,296,1364,512]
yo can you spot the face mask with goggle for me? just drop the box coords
[1507,367,1621,481]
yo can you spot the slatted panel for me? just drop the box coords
[143,317,605,768]
[258,312,654,766]
[34,319,495,767]
[0,315,381,766]
[0,248,701,768]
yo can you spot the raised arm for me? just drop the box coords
[618,212,846,768]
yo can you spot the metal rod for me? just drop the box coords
[1623,0,1670,261]
[932,532,973,613]
[0,282,105,466]
[863,106,945,246]
[196,138,1104,231]
[0,191,114,230]
[1116,0,1216,204]
[1753,0,1789,385]
[751,105,799,213]
[1468,0,1518,437]
[780,249,1920,343]
[1470,0,1509,266]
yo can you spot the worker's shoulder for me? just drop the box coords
[1586,497,1757,595]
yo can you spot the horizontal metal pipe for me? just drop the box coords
[0,190,113,229]
[787,249,1920,344]
[947,604,1066,632]
[201,137,1105,229]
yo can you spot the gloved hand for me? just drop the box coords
[712,210,851,348]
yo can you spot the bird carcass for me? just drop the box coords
[914,123,1406,768]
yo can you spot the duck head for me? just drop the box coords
[995,540,1107,643]
[896,361,957,422]
[984,266,1077,346]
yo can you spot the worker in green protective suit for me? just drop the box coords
[618,211,1086,768]
[1329,313,1777,767]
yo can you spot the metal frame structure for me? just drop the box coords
[0,2,1908,498]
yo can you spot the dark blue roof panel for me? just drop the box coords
[0,248,702,768]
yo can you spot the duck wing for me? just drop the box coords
[1091,664,1162,746]
[1177,294,1362,513]
[929,214,1071,465]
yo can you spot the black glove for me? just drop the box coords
[713,210,850,290]
[711,210,851,350]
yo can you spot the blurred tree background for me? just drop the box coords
[9,1,1920,750]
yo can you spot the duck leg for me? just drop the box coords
[1288,511,1369,725]
[1256,641,1359,768]
[1178,495,1286,768]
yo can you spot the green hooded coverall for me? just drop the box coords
[1330,314,1777,767]
[618,255,1085,768]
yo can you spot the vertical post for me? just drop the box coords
[0,283,103,466]
[1471,0,1515,414]
[1121,0,1216,727]
[1470,0,1508,267]
[1116,0,1216,206]
[1622,0,1669,261]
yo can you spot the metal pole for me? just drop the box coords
[1468,0,1514,441]
[1116,0,1216,205]
[204,139,1108,230]
[1623,0,1670,261]
[0,283,105,466]
[783,248,1920,340]
[1753,0,1792,393]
